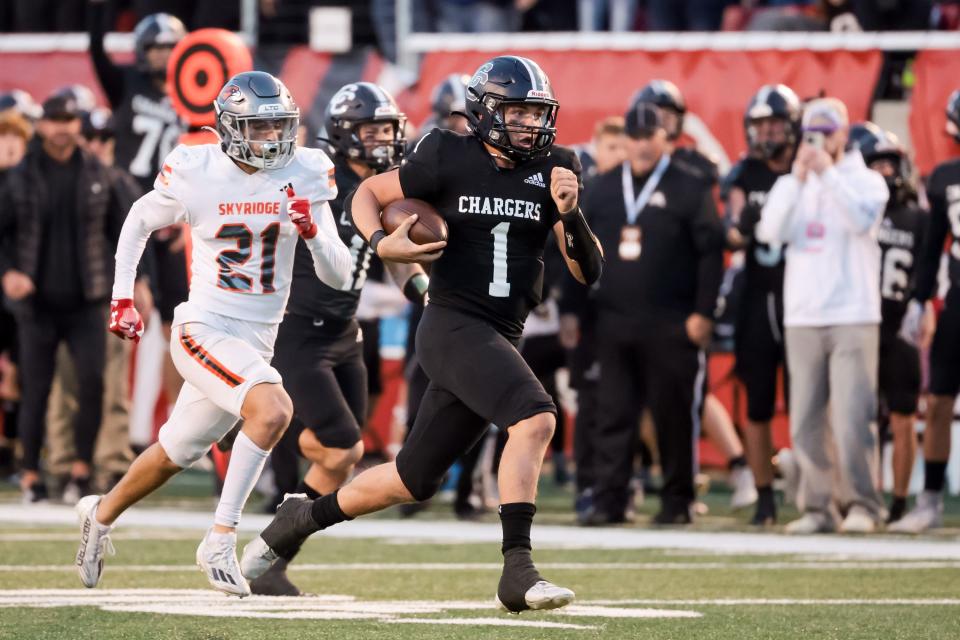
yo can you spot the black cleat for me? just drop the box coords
[495,548,575,613]
[240,494,317,580]
[249,558,303,596]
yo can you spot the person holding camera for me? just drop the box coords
[756,98,889,534]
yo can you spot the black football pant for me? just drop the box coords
[593,311,706,517]
[17,303,107,472]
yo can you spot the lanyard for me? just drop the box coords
[621,154,670,225]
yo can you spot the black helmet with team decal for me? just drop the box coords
[431,73,470,123]
[319,82,406,170]
[847,121,913,199]
[214,71,299,170]
[463,56,559,162]
[743,84,801,160]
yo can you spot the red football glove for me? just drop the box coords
[109,298,144,343]
[286,187,317,239]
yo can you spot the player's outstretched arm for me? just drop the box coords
[347,171,446,264]
[551,167,603,286]
[110,190,186,341]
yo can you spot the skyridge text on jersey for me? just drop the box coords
[218,201,283,215]
[457,196,542,221]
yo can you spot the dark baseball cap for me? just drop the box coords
[625,102,663,139]
[41,94,82,121]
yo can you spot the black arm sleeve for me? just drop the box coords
[88,2,126,108]
[691,187,725,318]
[559,208,603,285]
[916,172,949,302]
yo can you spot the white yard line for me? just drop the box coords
[2,561,960,572]
[2,503,958,559]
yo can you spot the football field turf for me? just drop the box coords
[1,478,959,639]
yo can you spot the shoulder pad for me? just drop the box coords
[295,146,336,174]
[163,144,210,172]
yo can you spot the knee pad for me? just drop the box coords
[395,451,446,502]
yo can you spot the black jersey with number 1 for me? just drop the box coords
[287,155,379,321]
[398,129,580,340]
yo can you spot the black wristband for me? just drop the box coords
[403,273,429,304]
[369,230,387,256]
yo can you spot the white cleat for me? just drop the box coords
[729,465,758,510]
[496,580,576,613]
[75,495,114,588]
[839,507,876,534]
[240,535,280,581]
[196,528,251,597]
[888,491,944,534]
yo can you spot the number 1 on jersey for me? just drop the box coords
[489,222,510,297]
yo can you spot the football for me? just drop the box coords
[381,198,448,246]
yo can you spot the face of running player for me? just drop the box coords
[145,44,175,79]
[0,132,26,170]
[245,118,284,152]
[593,130,627,174]
[357,121,398,164]
[37,115,81,155]
[501,102,548,151]
[626,126,668,174]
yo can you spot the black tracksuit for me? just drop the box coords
[581,158,724,518]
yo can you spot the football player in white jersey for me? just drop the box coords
[75,71,353,596]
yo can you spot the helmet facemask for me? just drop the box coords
[218,110,299,170]
[333,116,407,170]
[479,94,558,162]
[746,116,796,161]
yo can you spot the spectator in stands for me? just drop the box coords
[44,107,154,501]
[756,97,888,534]
[646,0,735,31]
[436,0,521,32]
[0,89,135,503]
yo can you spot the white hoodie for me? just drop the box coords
[756,151,889,328]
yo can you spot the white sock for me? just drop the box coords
[214,431,270,528]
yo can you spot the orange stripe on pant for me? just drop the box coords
[179,327,246,388]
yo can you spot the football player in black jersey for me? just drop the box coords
[890,91,960,533]
[419,73,471,136]
[242,56,603,613]
[88,5,189,418]
[724,84,801,525]
[631,80,719,185]
[847,124,928,525]
[250,82,426,596]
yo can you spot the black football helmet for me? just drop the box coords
[431,73,470,123]
[946,90,960,144]
[744,84,801,161]
[848,121,912,199]
[133,13,186,79]
[319,82,406,170]
[463,56,558,162]
[630,80,686,140]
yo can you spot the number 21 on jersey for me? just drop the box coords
[215,223,280,293]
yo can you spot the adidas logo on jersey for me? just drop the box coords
[524,172,546,188]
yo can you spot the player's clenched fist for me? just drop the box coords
[287,196,317,239]
[109,298,144,343]
[550,166,578,214]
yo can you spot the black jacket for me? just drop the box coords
[0,143,131,307]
